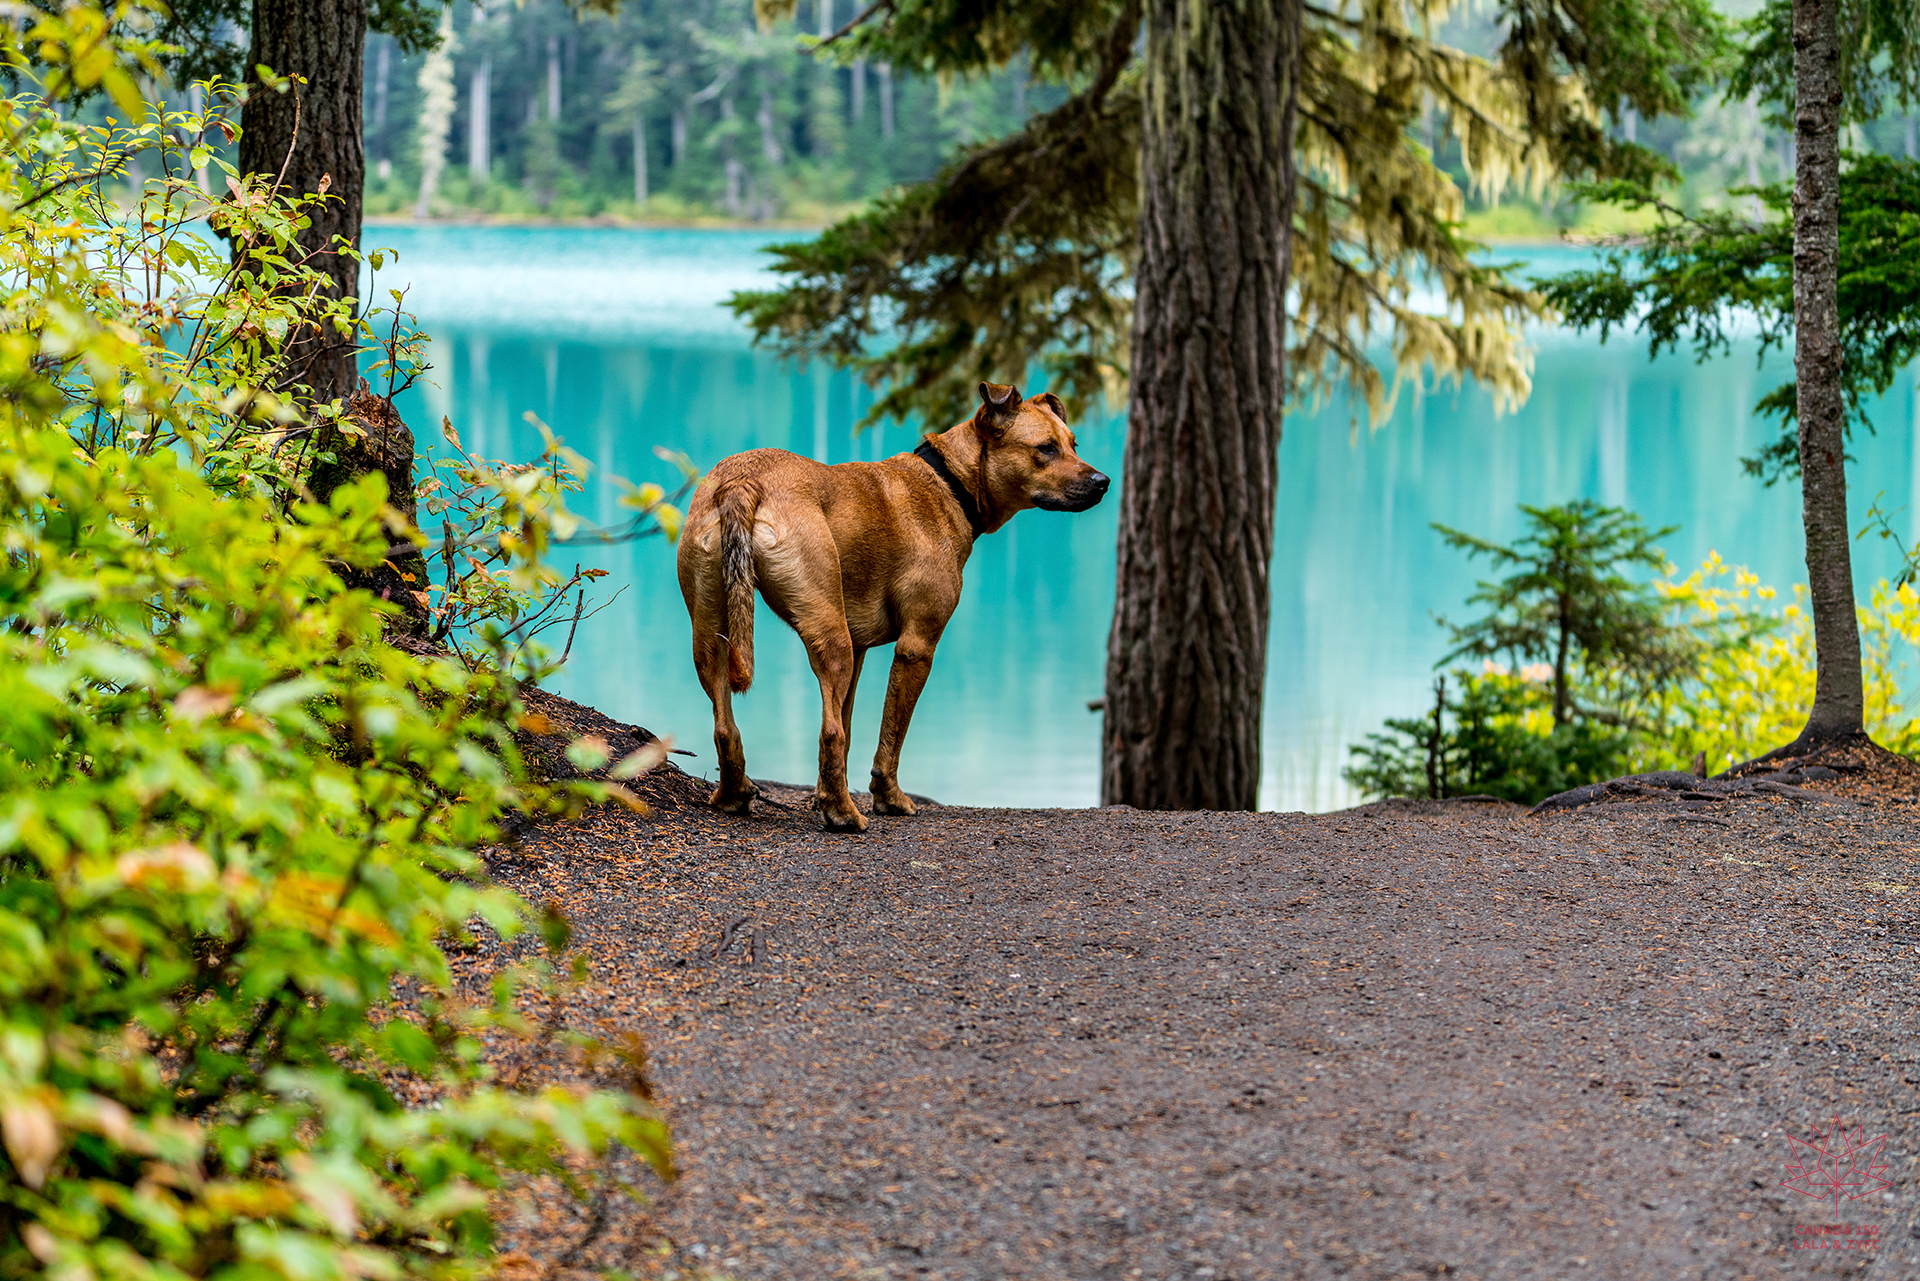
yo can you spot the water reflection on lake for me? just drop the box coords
[370,224,1917,811]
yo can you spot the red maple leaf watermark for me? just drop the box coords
[1780,1116,1894,1217]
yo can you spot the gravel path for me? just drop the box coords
[485,709,1920,1281]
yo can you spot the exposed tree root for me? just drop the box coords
[1532,734,1918,814]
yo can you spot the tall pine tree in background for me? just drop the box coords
[735,0,1728,809]
[1727,0,1918,754]
[1544,0,1920,761]
[1786,0,1862,746]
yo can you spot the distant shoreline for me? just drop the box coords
[362,212,1587,247]
[363,214,828,234]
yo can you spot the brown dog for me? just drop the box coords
[675,382,1110,831]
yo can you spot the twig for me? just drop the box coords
[814,0,890,49]
[1859,496,1917,588]
[547,1147,619,1275]
[18,142,133,211]
[267,79,304,206]
[433,520,459,642]
[383,284,410,400]
[553,473,698,545]
[714,915,752,963]
[558,588,586,664]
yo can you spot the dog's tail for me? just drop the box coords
[717,481,760,692]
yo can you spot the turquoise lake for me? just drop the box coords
[366,224,1918,811]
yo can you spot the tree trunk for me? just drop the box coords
[371,38,389,136]
[877,62,894,140]
[238,0,368,406]
[546,36,561,121]
[309,390,430,637]
[811,0,841,162]
[469,55,491,181]
[722,97,743,215]
[1101,0,1299,811]
[1790,0,1866,742]
[759,86,785,165]
[633,119,648,203]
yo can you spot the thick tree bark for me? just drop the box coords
[309,390,430,636]
[1101,0,1299,810]
[238,0,368,406]
[1790,0,1866,742]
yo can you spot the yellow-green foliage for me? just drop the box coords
[1,9,672,1278]
[1634,555,1920,771]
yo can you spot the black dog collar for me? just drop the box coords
[914,440,988,536]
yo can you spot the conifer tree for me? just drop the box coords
[1544,0,1920,757]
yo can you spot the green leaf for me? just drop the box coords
[538,902,572,954]
[382,1021,437,1074]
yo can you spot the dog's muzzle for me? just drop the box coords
[1034,470,1111,512]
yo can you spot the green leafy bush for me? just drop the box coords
[1,11,673,1279]
[1347,548,1920,802]
[0,431,671,1280]
[415,415,694,671]
[4,17,687,683]
[1632,557,1920,771]
[1344,669,1635,804]
[1348,502,1708,803]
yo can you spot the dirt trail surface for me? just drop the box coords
[483,706,1920,1280]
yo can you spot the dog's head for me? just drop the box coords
[971,382,1110,515]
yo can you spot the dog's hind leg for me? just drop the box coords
[686,572,757,814]
[799,617,866,832]
[842,645,867,751]
[754,511,868,833]
[869,622,943,816]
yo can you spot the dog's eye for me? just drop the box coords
[1037,442,1060,460]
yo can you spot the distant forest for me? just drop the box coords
[82,0,1920,226]
[354,0,1918,227]
[358,0,1061,222]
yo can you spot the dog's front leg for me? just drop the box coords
[870,632,938,816]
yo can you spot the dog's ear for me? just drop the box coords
[978,381,1020,411]
[974,381,1022,439]
[1033,392,1066,422]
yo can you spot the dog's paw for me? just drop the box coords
[708,781,758,815]
[821,807,869,834]
[869,774,917,816]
